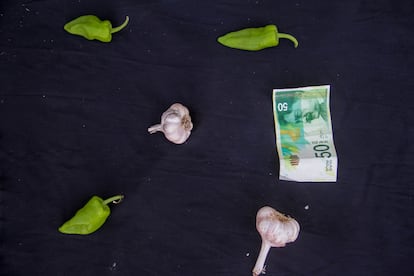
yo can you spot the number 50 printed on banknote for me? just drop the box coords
[273,85,338,182]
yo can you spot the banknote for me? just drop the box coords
[273,85,337,182]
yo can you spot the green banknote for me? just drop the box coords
[273,85,338,182]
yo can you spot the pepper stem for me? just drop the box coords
[278,32,299,48]
[102,195,124,205]
[111,16,130,34]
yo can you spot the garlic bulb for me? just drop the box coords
[148,103,193,144]
[252,206,300,276]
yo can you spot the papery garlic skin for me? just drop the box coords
[148,103,193,144]
[252,206,300,276]
[256,206,300,247]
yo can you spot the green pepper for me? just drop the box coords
[59,195,124,235]
[64,15,129,42]
[217,24,298,51]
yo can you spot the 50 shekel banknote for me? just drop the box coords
[273,85,337,182]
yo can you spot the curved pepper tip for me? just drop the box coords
[217,36,226,45]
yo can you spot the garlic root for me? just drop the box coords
[148,103,193,144]
[252,206,300,276]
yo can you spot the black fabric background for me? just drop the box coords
[1,0,413,275]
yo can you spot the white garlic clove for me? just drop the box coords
[252,206,300,276]
[148,103,193,144]
[256,206,300,247]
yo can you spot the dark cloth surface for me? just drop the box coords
[1,0,413,275]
